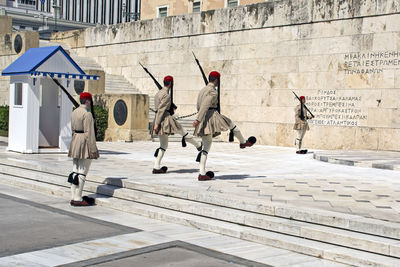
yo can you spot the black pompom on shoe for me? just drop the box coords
[240,136,257,149]
[152,166,168,174]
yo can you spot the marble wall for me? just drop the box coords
[49,1,400,150]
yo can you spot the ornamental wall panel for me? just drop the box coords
[49,1,400,150]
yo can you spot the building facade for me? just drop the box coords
[140,0,264,20]
[0,0,140,38]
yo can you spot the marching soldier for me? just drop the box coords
[193,71,256,181]
[67,92,99,206]
[152,75,202,174]
[293,96,314,154]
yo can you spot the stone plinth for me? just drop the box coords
[0,15,11,35]
[104,94,150,142]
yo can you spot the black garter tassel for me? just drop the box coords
[196,150,208,162]
[229,126,236,142]
[72,173,80,185]
[154,147,165,157]
[196,151,202,162]
[182,133,188,147]
[68,172,74,183]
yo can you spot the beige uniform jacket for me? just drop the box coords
[152,87,182,135]
[194,83,232,137]
[68,105,99,159]
[293,104,311,131]
[196,83,218,122]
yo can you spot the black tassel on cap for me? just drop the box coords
[229,126,236,142]
[182,133,188,147]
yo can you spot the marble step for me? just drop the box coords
[0,173,399,267]
[0,159,398,242]
[0,164,400,260]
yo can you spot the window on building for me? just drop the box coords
[227,0,238,7]
[79,0,84,22]
[14,83,23,106]
[102,0,106,24]
[193,1,200,12]
[18,0,36,6]
[72,0,76,20]
[157,6,168,18]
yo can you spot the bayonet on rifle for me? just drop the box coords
[192,52,221,113]
[139,62,177,114]
[50,76,98,138]
[192,52,208,86]
[139,62,162,90]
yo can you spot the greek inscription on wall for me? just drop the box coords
[343,51,400,74]
[306,90,367,127]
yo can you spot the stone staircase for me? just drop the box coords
[40,40,142,96]
[40,40,192,141]
[0,158,400,266]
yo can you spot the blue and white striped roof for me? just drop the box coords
[2,46,99,81]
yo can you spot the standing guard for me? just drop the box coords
[68,92,99,206]
[193,71,256,181]
[152,76,202,174]
[293,96,314,154]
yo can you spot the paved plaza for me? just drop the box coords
[1,140,399,222]
[0,139,400,266]
[0,183,343,266]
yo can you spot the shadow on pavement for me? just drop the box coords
[215,174,266,180]
[94,177,127,198]
[99,150,130,155]
[168,169,199,174]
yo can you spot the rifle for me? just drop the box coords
[292,91,315,118]
[139,62,162,90]
[50,76,98,138]
[50,77,79,108]
[139,62,177,114]
[192,51,208,85]
[192,52,220,113]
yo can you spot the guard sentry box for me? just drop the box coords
[2,46,99,153]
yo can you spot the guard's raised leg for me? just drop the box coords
[228,121,256,149]
[178,128,202,151]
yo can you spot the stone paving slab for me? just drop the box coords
[0,193,138,258]
[1,141,400,223]
[314,150,400,171]
[0,183,346,267]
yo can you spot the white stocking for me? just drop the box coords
[229,121,245,144]
[296,129,306,150]
[154,135,168,169]
[178,127,201,149]
[200,135,213,175]
[72,159,92,201]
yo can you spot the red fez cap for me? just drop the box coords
[209,71,220,78]
[80,92,92,100]
[164,75,173,82]
[300,96,305,100]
